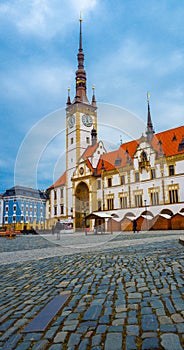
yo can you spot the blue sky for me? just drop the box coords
[0,0,184,192]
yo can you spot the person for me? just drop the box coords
[133,219,137,233]
[55,219,62,240]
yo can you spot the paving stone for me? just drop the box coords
[104,332,122,350]
[171,313,184,323]
[32,340,50,350]
[125,335,137,350]
[161,333,183,350]
[54,331,68,343]
[83,305,102,321]
[160,324,177,332]
[158,316,173,324]
[78,338,90,350]
[16,342,32,350]
[126,325,139,336]
[142,314,158,331]
[142,337,159,349]
[92,334,102,346]
[141,332,158,339]
[68,333,81,346]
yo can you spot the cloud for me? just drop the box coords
[0,0,97,39]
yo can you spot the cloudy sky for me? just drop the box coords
[0,0,184,192]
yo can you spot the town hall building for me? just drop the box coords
[46,17,184,231]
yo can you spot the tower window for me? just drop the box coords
[71,137,74,144]
[86,137,90,144]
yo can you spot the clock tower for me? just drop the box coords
[65,16,97,218]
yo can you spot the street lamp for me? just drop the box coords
[101,160,105,211]
[144,199,148,231]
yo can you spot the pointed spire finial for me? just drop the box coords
[91,84,96,106]
[79,12,83,52]
[146,91,154,142]
[75,14,89,104]
[66,87,71,105]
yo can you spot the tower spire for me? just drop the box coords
[75,14,89,104]
[146,92,155,142]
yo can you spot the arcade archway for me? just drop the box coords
[75,182,89,229]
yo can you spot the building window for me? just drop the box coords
[169,165,175,176]
[13,204,16,212]
[13,215,16,222]
[135,172,140,182]
[54,190,57,200]
[5,216,8,223]
[169,189,178,203]
[107,198,114,210]
[21,204,24,212]
[120,196,128,209]
[121,175,125,185]
[54,206,57,216]
[98,200,101,210]
[150,169,156,179]
[60,188,63,198]
[150,192,159,205]
[60,205,64,215]
[135,194,143,207]
[97,180,101,190]
[71,137,74,144]
[86,137,90,144]
[21,215,24,222]
[5,206,8,213]
[107,178,112,187]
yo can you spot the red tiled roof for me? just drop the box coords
[153,125,184,157]
[49,171,66,189]
[81,142,99,159]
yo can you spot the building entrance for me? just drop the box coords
[75,182,89,229]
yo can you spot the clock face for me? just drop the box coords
[68,115,75,128]
[82,114,93,127]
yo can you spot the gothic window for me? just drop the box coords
[150,192,159,205]
[120,196,128,209]
[107,198,114,210]
[135,194,143,207]
[169,189,178,203]
[54,206,57,216]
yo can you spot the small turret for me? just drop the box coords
[146,92,155,143]
[91,127,97,145]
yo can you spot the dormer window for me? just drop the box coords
[114,157,122,166]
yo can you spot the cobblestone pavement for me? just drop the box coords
[0,231,184,349]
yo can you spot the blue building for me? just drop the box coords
[3,186,47,230]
